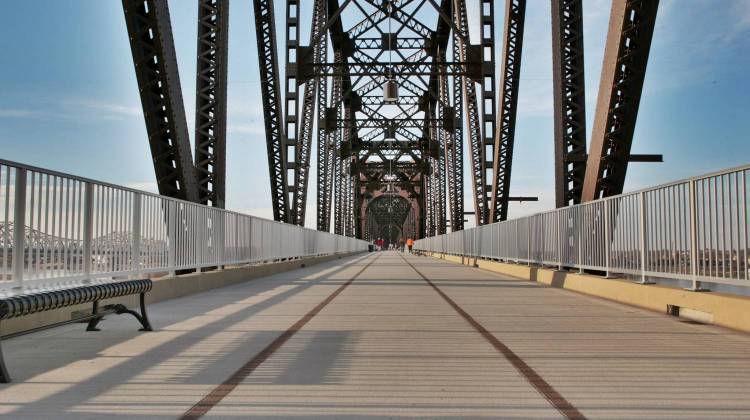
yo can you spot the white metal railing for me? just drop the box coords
[0,159,368,293]
[416,164,750,290]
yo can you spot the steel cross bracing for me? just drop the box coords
[490,0,526,223]
[552,0,587,208]
[582,0,659,202]
[122,0,199,203]
[253,0,289,221]
[194,0,229,208]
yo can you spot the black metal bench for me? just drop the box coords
[0,279,153,383]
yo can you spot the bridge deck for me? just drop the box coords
[2,252,750,419]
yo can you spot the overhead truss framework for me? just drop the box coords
[121,0,660,239]
[250,0,507,234]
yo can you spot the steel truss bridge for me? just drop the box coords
[121,0,662,244]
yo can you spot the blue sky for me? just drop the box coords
[0,0,748,228]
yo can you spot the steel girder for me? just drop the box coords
[453,0,489,226]
[284,1,301,224]
[317,54,343,232]
[582,0,659,202]
[194,0,229,208]
[253,0,288,221]
[450,28,465,232]
[552,0,587,208]
[122,0,199,202]
[439,52,459,233]
[290,0,328,225]
[490,0,526,223]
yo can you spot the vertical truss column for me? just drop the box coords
[253,0,288,221]
[194,0,229,208]
[334,105,352,235]
[317,53,342,232]
[452,0,488,226]
[436,52,448,235]
[582,0,659,201]
[479,0,498,222]
[122,0,199,202]
[451,38,465,232]
[552,0,587,208]
[291,0,327,225]
[490,0,526,222]
[439,54,456,234]
[283,0,300,222]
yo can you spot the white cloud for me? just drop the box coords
[227,123,265,136]
[0,109,40,118]
[68,100,142,118]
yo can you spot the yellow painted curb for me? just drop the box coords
[425,252,750,333]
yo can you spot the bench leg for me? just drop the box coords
[85,294,153,332]
[137,292,153,332]
[0,325,10,383]
[86,301,104,332]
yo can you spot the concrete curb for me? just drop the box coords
[425,252,750,334]
[2,251,365,337]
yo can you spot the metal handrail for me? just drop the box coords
[416,163,750,289]
[0,159,368,293]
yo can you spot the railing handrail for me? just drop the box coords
[0,159,368,293]
[0,158,334,233]
[417,162,750,290]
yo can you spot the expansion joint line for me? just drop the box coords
[397,253,586,420]
[181,253,379,419]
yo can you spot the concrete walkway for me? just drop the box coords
[1,251,750,419]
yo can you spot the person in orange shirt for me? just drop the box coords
[406,238,414,253]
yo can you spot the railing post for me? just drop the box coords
[131,193,142,277]
[217,212,225,270]
[578,211,584,274]
[637,191,652,284]
[82,183,93,281]
[688,179,702,290]
[167,201,176,276]
[526,217,531,267]
[604,200,611,278]
[12,168,27,288]
[557,213,563,271]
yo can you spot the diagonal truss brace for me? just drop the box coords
[194,0,229,208]
[490,0,526,223]
[253,0,289,221]
[582,0,659,201]
[122,0,199,202]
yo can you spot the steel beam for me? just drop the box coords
[291,0,328,225]
[453,0,488,226]
[194,0,229,208]
[122,0,199,202]
[253,0,289,221]
[582,0,659,202]
[552,0,587,208]
[490,0,526,223]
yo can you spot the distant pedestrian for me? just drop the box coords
[406,238,414,253]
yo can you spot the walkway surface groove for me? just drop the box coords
[1,251,750,419]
